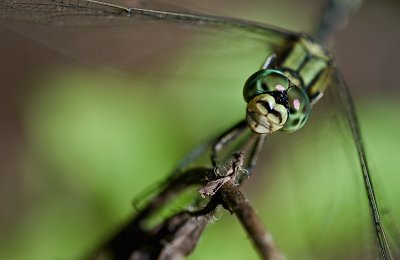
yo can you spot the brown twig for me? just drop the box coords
[91,167,212,259]
[219,181,285,260]
[90,152,285,260]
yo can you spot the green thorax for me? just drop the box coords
[278,36,334,104]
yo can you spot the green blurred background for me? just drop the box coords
[0,0,399,259]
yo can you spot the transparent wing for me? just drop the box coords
[98,122,262,258]
[131,120,260,225]
[332,70,400,259]
[237,68,398,260]
[0,0,299,72]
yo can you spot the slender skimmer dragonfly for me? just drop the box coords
[0,0,398,259]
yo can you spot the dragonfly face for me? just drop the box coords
[243,36,332,134]
[243,69,310,134]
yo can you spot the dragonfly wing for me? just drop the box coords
[96,121,265,259]
[237,68,395,259]
[332,70,400,259]
[133,120,260,225]
[0,0,299,72]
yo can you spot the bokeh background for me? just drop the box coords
[0,0,399,259]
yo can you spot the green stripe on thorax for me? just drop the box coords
[279,36,334,104]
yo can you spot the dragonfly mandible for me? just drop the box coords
[0,0,397,259]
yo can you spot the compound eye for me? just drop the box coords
[243,69,290,102]
[282,86,311,132]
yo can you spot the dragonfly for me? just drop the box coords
[0,0,398,259]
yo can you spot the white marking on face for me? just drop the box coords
[293,99,300,110]
[275,84,285,91]
[246,94,288,134]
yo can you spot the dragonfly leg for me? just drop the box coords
[246,134,266,175]
[261,53,277,69]
[189,195,220,216]
[211,120,248,167]
[211,121,266,177]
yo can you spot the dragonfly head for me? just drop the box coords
[243,69,311,134]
